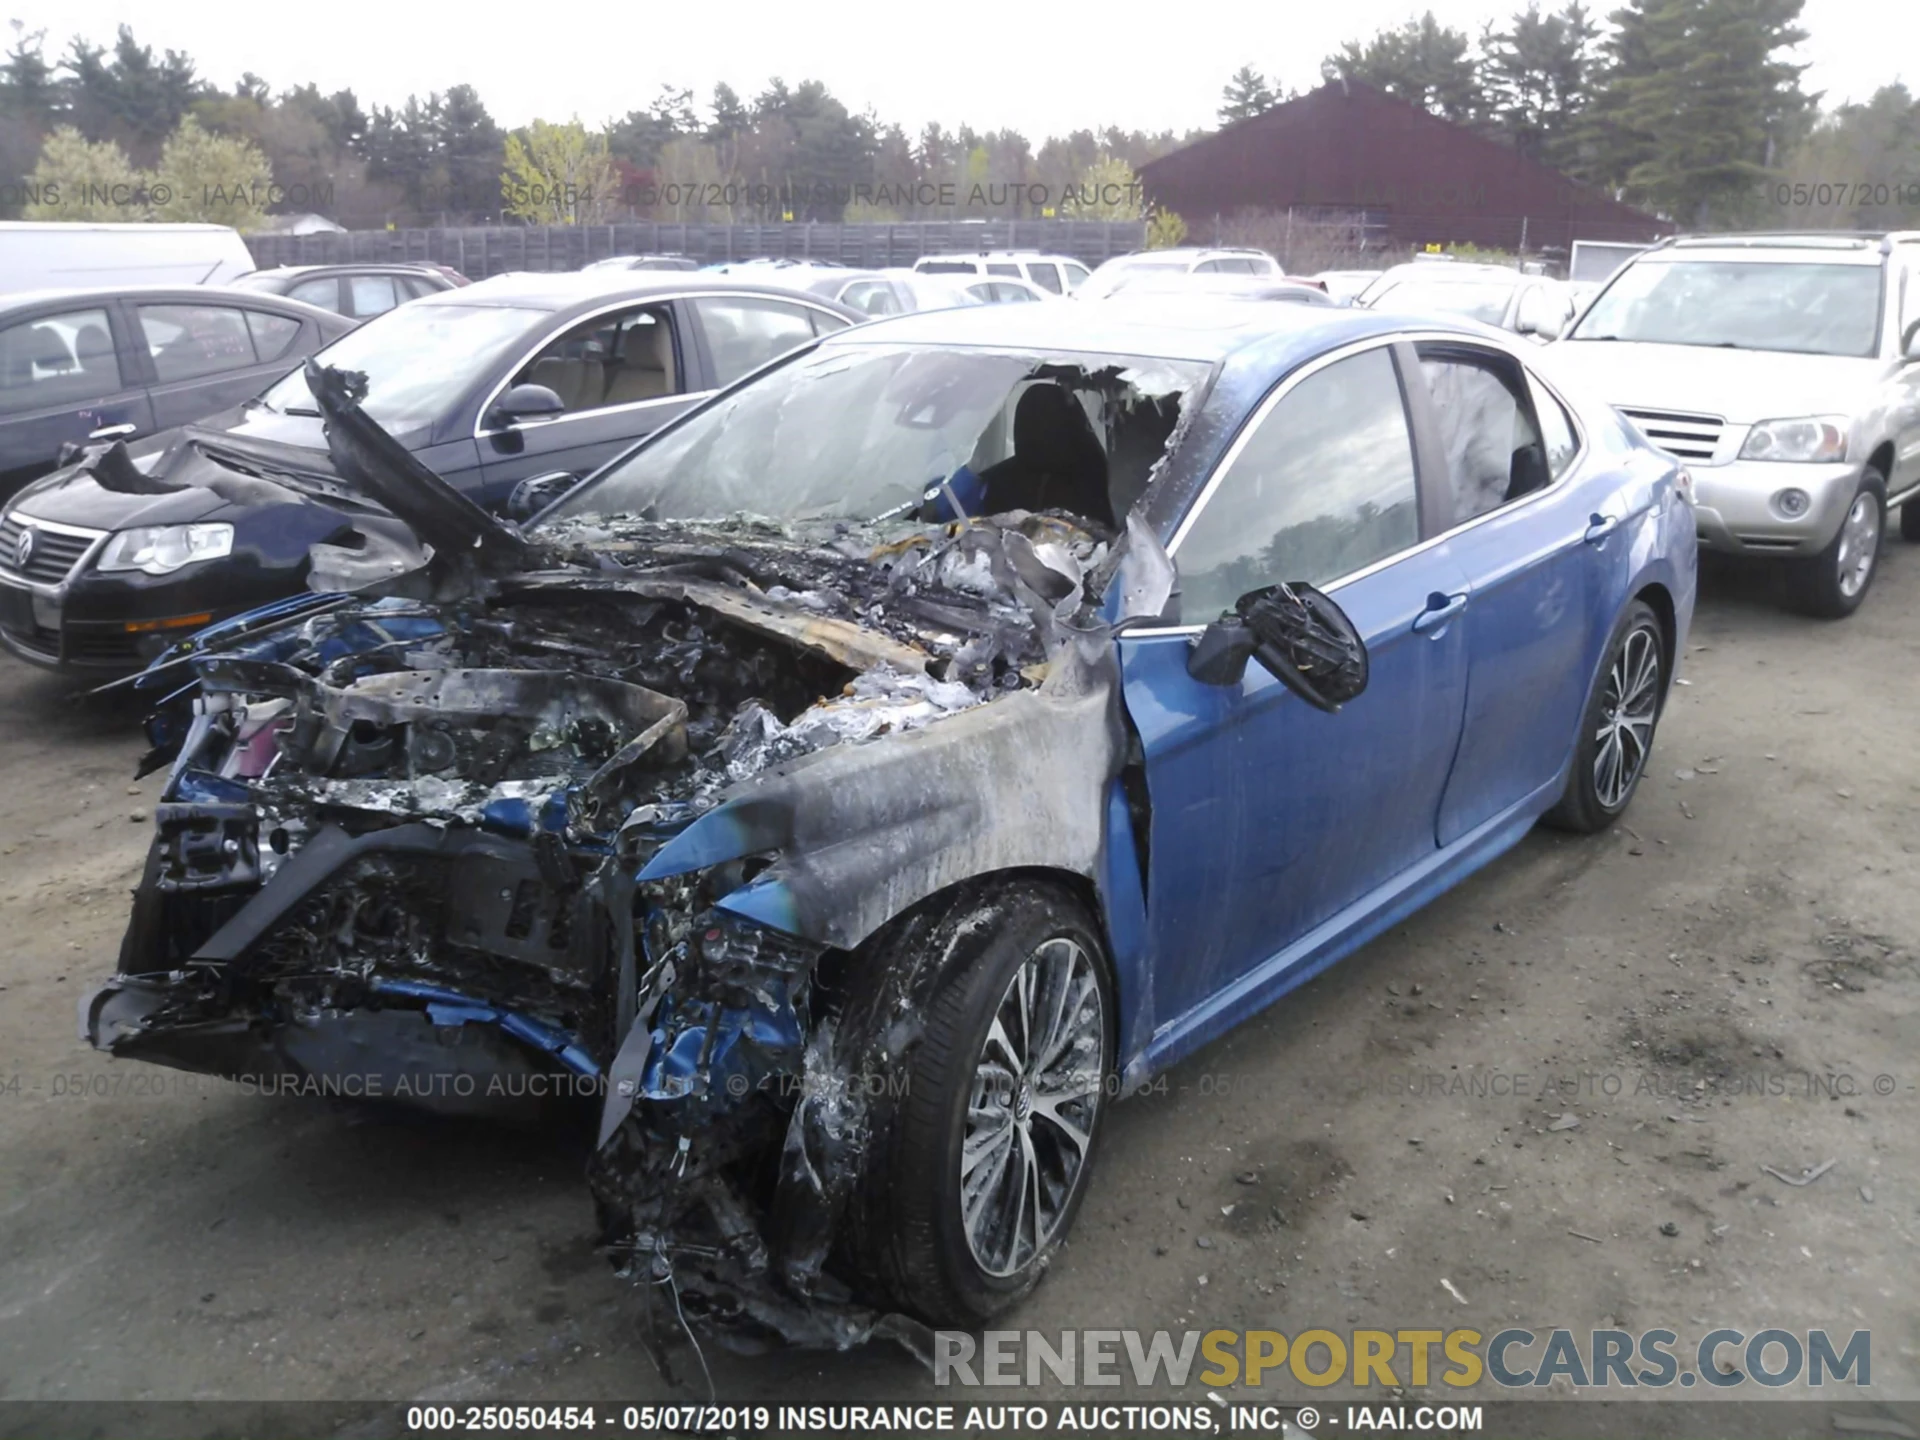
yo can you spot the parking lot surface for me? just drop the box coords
[1,552,1914,1409]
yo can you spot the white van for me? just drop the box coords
[0,222,256,295]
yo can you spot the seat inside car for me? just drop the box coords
[977,382,1115,530]
[73,322,116,383]
[602,316,675,405]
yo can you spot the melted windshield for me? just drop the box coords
[551,343,1210,530]
[1569,259,1883,356]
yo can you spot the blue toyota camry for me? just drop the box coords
[87,297,1695,1346]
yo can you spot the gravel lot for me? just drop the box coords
[1,549,1915,1419]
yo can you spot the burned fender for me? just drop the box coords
[637,650,1123,953]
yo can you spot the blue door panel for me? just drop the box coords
[1120,543,1473,1035]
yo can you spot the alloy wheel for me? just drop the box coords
[1593,622,1661,811]
[1835,492,1880,599]
[960,936,1106,1278]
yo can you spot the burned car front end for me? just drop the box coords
[86,339,1208,1347]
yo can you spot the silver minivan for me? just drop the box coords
[1549,232,1920,617]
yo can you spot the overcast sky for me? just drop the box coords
[6,0,1907,141]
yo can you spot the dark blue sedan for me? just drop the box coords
[88,297,1695,1345]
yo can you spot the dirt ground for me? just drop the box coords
[1,549,1915,1423]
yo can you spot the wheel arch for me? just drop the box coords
[1632,579,1679,707]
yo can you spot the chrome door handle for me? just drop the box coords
[1584,513,1620,545]
[1412,592,1468,634]
[89,423,138,441]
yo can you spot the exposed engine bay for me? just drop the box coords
[83,356,1191,1353]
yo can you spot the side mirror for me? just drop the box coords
[492,382,565,428]
[1185,582,1369,712]
[1515,289,1564,340]
[507,470,579,520]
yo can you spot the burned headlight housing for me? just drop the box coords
[98,523,234,576]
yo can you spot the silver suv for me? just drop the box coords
[1549,232,1920,617]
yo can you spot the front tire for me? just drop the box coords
[1789,472,1883,618]
[1545,599,1666,834]
[846,881,1113,1326]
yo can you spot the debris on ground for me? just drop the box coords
[1762,1158,1838,1187]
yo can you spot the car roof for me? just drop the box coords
[0,284,349,316]
[1373,262,1523,283]
[819,294,1459,364]
[1642,237,1887,265]
[407,269,862,313]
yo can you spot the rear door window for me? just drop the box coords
[1174,345,1420,619]
[1416,345,1553,525]
[1025,263,1063,293]
[0,307,123,414]
[245,311,303,364]
[693,297,822,387]
[1062,261,1091,290]
[987,263,1022,277]
[837,281,901,317]
[349,275,401,318]
[288,276,342,311]
[136,304,263,384]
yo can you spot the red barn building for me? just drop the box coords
[1139,80,1668,256]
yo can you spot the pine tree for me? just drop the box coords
[1578,0,1810,225]
[1481,3,1599,163]
[1322,13,1483,126]
[1219,66,1277,125]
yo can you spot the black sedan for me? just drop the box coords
[0,272,860,673]
[230,263,461,320]
[0,286,353,501]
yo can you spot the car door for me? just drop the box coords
[1409,341,1612,845]
[1117,341,1473,1028]
[135,300,315,431]
[477,301,699,506]
[0,303,154,496]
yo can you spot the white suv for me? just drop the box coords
[1550,232,1920,618]
[1077,248,1282,299]
[911,251,1091,296]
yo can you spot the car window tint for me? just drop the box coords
[1177,346,1419,619]
[999,283,1037,303]
[137,305,261,383]
[518,305,679,414]
[288,277,341,310]
[245,311,302,363]
[349,275,400,317]
[1417,347,1551,525]
[695,297,824,388]
[987,263,1021,277]
[1026,263,1063,293]
[808,308,852,336]
[0,307,122,414]
[1193,259,1226,274]
[1063,262,1091,290]
[399,275,437,299]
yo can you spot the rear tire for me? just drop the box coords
[844,881,1113,1327]
[1544,599,1666,835]
[1788,471,1883,618]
